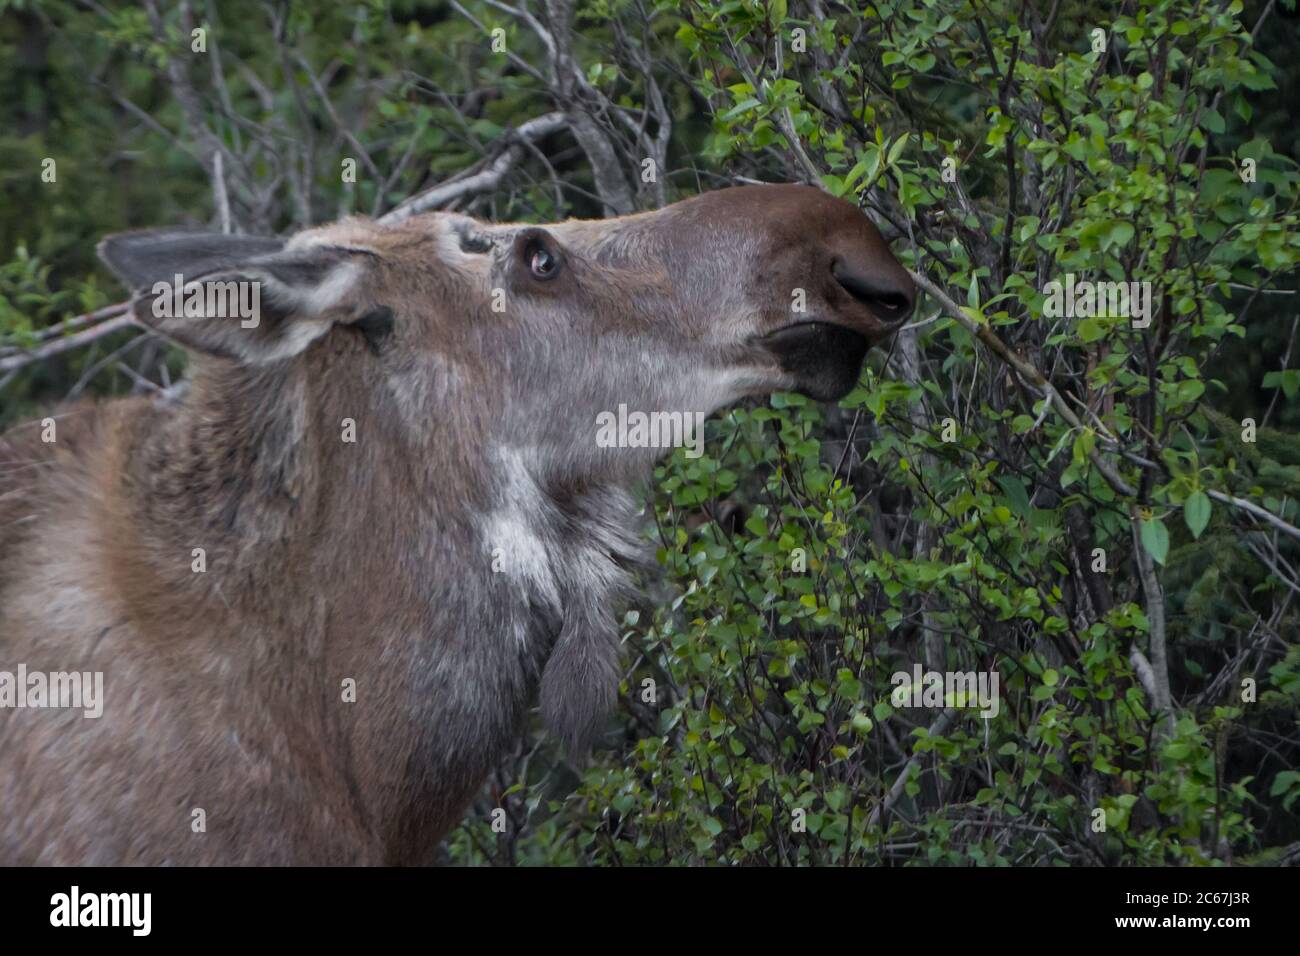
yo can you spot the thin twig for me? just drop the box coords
[1208,489,1300,544]
[0,307,135,375]
[867,708,957,828]
[380,113,567,223]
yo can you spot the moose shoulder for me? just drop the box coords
[0,185,913,864]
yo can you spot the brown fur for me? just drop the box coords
[0,185,912,864]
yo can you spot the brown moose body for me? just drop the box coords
[0,185,913,864]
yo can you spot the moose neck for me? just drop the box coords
[120,333,650,633]
[122,339,484,621]
[104,332,661,857]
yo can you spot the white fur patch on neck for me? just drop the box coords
[479,448,561,614]
[477,448,645,657]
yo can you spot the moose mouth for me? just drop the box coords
[756,320,872,402]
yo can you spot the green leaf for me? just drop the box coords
[1106,221,1135,250]
[1184,491,1211,539]
[1140,517,1170,566]
[1076,317,1108,342]
[886,132,910,165]
[721,97,761,121]
[1262,369,1300,399]
[995,475,1032,517]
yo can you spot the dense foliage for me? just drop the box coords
[2,0,1297,865]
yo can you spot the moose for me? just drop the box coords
[0,184,913,864]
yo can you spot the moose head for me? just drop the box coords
[101,184,913,486]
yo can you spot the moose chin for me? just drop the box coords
[0,183,913,864]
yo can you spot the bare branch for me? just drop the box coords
[867,709,958,829]
[1208,490,1300,544]
[1130,505,1175,739]
[542,0,636,215]
[212,151,232,234]
[0,307,135,376]
[380,113,567,223]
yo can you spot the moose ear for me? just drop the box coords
[98,229,372,364]
[98,229,287,290]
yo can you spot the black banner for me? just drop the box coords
[0,865,1286,942]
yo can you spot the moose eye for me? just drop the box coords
[514,228,563,284]
[529,245,559,280]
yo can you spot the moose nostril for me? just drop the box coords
[832,262,915,326]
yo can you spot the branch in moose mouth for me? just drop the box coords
[906,267,1139,499]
